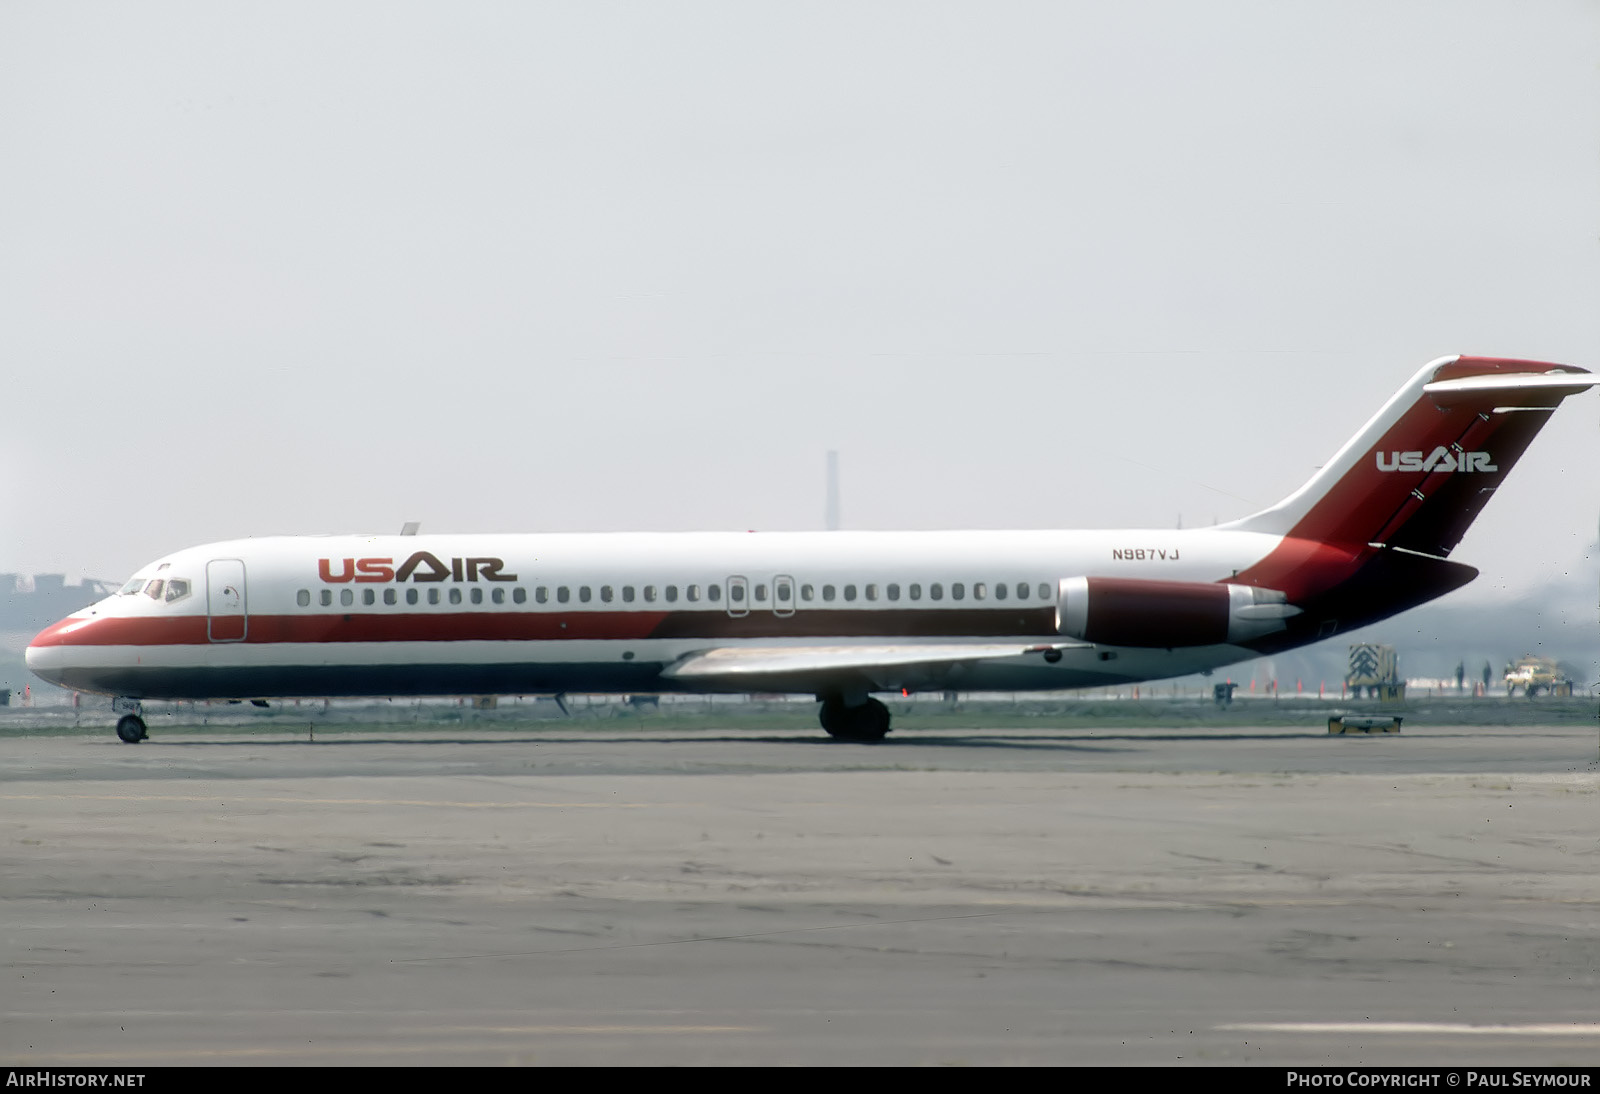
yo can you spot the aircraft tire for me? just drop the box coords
[819,697,842,736]
[116,715,147,744]
[819,696,891,742]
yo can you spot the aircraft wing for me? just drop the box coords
[660,641,1088,692]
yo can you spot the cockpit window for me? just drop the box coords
[144,579,165,600]
[119,578,145,596]
[164,579,191,603]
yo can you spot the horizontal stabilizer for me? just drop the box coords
[1423,372,1599,406]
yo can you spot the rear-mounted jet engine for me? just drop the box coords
[1056,576,1301,647]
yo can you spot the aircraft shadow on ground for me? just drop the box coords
[128,728,1342,753]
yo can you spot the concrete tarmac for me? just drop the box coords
[3,722,1598,1066]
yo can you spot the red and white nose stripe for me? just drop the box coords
[27,615,101,649]
[24,615,153,690]
[24,620,82,687]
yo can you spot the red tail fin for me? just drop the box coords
[1224,356,1594,556]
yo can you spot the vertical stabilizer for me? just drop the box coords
[1221,356,1594,556]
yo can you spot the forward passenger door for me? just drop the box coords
[206,559,248,642]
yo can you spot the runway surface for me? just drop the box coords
[4,722,1598,1066]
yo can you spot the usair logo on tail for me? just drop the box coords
[1376,447,1496,473]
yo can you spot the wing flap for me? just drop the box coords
[661,641,1086,684]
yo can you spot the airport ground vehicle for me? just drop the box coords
[1504,655,1573,698]
[27,356,1596,742]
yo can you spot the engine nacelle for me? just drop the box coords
[1056,577,1301,647]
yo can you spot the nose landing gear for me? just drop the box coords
[112,698,147,743]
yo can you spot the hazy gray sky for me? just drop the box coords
[2,2,1595,601]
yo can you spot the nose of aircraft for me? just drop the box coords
[24,615,95,687]
[29,615,85,648]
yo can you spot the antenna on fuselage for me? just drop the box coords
[825,450,840,531]
[400,522,420,536]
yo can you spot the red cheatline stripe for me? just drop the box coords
[29,608,1059,647]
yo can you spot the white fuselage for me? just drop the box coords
[27,527,1285,700]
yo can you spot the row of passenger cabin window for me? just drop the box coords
[294,581,1056,609]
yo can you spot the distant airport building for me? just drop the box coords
[1,574,115,635]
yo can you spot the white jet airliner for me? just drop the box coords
[27,355,1596,743]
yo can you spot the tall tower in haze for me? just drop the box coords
[825,450,840,531]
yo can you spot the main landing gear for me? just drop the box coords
[113,698,147,743]
[818,695,892,742]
